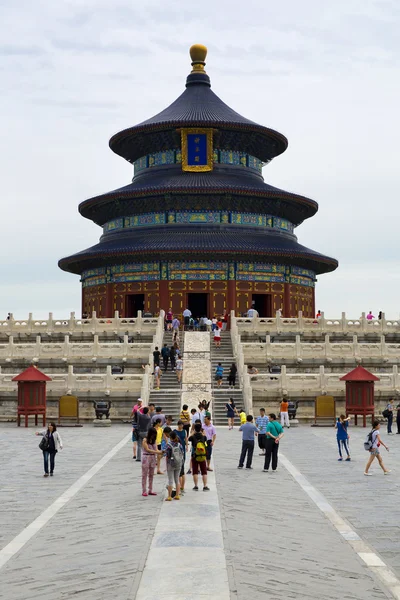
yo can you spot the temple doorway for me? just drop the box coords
[126,294,145,317]
[252,294,272,317]
[187,293,208,319]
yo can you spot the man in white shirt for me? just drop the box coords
[247,308,258,318]
[183,308,192,330]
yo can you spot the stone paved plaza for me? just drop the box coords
[1,423,400,599]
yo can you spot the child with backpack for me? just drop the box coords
[165,430,183,500]
[188,423,210,491]
[364,420,390,476]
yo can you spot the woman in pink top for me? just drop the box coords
[141,427,163,496]
[366,311,375,320]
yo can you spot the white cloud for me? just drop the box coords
[0,0,399,318]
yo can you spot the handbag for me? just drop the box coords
[39,435,49,451]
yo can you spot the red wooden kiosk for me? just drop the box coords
[12,365,51,427]
[340,366,379,427]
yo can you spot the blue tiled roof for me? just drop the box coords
[109,80,288,164]
[59,227,338,275]
[79,165,318,226]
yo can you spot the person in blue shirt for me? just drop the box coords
[238,415,259,469]
[255,408,269,456]
[336,415,351,461]
[215,363,224,387]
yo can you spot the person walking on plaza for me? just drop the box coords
[280,398,290,428]
[189,423,209,491]
[396,402,400,434]
[215,362,224,387]
[130,398,144,459]
[364,421,390,475]
[161,343,170,371]
[154,419,164,474]
[256,408,269,456]
[203,415,217,471]
[239,408,247,426]
[136,407,151,462]
[165,431,183,500]
[226,397,236,429]
[386,398,395,435]
[336,415,351,461]
[263,413,284,472]
[214,327,221,348]
[228,363,237,388]
[238,415,258,469]
[141,427,162,496]
[36,423,63,477]
[174,420,189,494]
[154,364,162,390]
[180,404,191,437]
[151,406,166,426]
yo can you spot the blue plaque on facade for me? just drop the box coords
[181,128,213,172]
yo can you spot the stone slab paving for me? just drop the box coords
[213,427,392,599]
[0,423,399,599]
[282,425,400,575]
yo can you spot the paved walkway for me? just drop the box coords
[1,423,400,598]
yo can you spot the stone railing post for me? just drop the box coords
[381,335,387,361]
[67,365,75,391]
[93,334,99,359]
[281,364,288,396]
[105,365,113,391]
[295,335,302,363]
[63,335,70,360]
[353,335,359,362]
[265,335,271,363]
[324,334,331,362]
[7,335,14,362]
[361,312,367,333]
[123,334,129,359]
[341,312,347,334]
[140,364,151,405]
[35,335,41,360]
[319,365,326,394]
[69,312,76,332]
[137,310,143,331]
[298,311,303,333]
[48,312,53,333]
[392,365,399,393]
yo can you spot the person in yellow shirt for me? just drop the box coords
[239,409,247,425]
[180,404,191,438]
[154,419,164,474]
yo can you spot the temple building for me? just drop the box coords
[59,45,338,318]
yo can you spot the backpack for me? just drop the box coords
[170,443,183,467]
[364,430,374,451]
[195,440,207,462]
[382,408,390,419]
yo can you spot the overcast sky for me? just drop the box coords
[1,0,399,319]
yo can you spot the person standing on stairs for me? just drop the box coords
[213,327,221,348]
[215,363,224,387]
[153,346,161,371]
[172,316,180,336]
[169,343,176,371]
[183,307,192,331]
[161,343,170,371]
[166,308,173,330]
[154,364,162,390]
[228,363,237,388]
[226,397,236,429]
[175,355,183,383]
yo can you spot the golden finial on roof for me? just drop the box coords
[190,44,207,73]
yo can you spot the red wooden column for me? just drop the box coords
[283,282,291,317]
